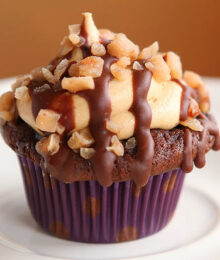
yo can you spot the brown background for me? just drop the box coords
[0,0,220,78]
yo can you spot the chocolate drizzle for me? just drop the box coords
[29,81,74,133]
[80,17,89,48]
[79,55,118,186]
[130,66,154,186]
[194,113,220,168]
[181,128,193,173]
[173,79,197,121]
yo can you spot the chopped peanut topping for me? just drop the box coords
[68,63,79,77]
[36,109,61,132]
[180,117,203,132]
[68,33,80,45]
[54,59,69,80]
[11,75,31,92]
[58,36,73,57]
[62,76,95,93]
[106,135,124,156]
[42,68,57,84]
[99,29,115,42]
[36,134,60,156]
[30,67,45,81]
[107,33,139,59]
[188,98,200,118]
[68,128,94,150]
[80,147,96,159]
[77,56,104,78]
[145,54,171,82]
[117,57,131,67]
[91,42,106,56]
[166,51,183,79]
[138,41,159,60]
[15,86,30,101]
[125,137,136,149]
[184,71,210,113]
[0,92,15,123]
[132,61,144,70]
[110,63,130,81]
[68,24,81,35]
[56,123,65,135]
[82,12,100,45]
[70,47,83,62]
[106,120,121,134]
[0,92,14,112]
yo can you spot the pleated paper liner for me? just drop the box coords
[18,155,185,243]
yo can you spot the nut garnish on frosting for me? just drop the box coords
[1,12,219,187]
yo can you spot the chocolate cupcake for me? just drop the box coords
[0,12,219,243]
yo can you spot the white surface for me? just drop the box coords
[0,77,220,260]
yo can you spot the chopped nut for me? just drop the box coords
[56,123,65,135]
[180,117,203,132]
[68,24,81,35]
[99,29,115,42]
[42,68,57,84]
[36,109,61,132]
[145,54,171,82]
[184,71,203,88]
[36,134,60,156]
[91,42,106,56]
[54,59,69,80]
[68,128,94,150]
[0,92,14,111]
[33,84,51,94]
[77,56,104,78]
[106,135,124,156]
[80,147,95,159]
[68,63,79,77]
[117,57,131,67]
[68,33,80,45]
[184,71,210,113]
[107,33,139,59]
[110,63,130,81]
[188,98,200,118]
[30,67,45,81]
[81,12,100,45]
[58,36,73,57]
[166,51,183,79]
[125,137,136,149]
[138,41,159,60]
[62,76,95,93]
[11,75,31,92]
[132,61,144,70]
[106,120,121,134]
[15,86,30,101]
[70,47,83,62]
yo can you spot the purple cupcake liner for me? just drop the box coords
[18,155,185,243]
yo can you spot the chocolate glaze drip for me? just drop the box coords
[79,55,118,186]
[29,81,74,133]
[130,66,154,187]
[173,79,197,121]
[195,113,220,168]
[80,17,90,48]
[181,128,193,173]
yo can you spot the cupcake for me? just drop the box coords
[0,12,219,243]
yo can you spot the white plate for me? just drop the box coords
[0,77,219,260]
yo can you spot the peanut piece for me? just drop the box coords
[62,76,95,93]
